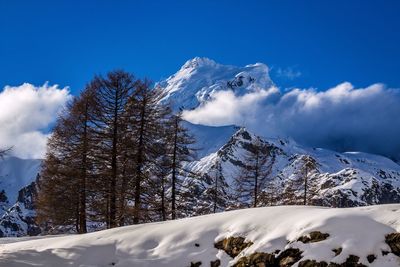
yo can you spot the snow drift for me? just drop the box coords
[1,205,400,266]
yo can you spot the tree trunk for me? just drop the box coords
[171,116,178,220]
[304,166,308,206]
[254,154,259,208]
[161,176,166,221]
[109,89,119,228]
[133,98,146,224]
[118,155,128,226]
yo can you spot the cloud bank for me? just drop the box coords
[183,82,400,160]
[0,83,71,159]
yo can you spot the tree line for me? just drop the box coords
[36,70,320,234]
[37,71,195,233]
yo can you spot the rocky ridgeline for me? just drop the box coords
[189,231,400,267]
[0,178,40,237]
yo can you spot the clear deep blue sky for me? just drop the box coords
[1,0,400,94]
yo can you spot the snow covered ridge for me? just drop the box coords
[183,127,400,214]
[1,205,400,266]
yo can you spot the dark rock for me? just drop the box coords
[195,243,200,247]
[332,247,342,256]
[298,260,328,267]
[382,250,390,256]
[190,261,202,267]
[233,252,276,267]
[210,259,220,267]
[233,248,303,267]
[328,255,366,267]
[297,231,330,243]
[214,236,253,258]
[366,254,376,263]
[385,232,400,256]
[277,248,303,267]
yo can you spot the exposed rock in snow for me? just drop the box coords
[1,205,400,266]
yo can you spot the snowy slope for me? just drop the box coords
[0,157,41,213]
[157,57,273,111]
[1,205,400,266]
[184,121,240,159]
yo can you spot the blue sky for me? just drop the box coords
[1,0,400,94]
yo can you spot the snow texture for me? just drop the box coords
[0,205,400,266]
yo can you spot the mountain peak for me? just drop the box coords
[181,57,219,70]
[158,58,273,111]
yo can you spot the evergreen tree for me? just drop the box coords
[37,88,96,233]
[37,70,199,230]
[300,155,319,205]
[124,80,170,224]
[235,137,271,207]
[165,113,196,219]
[90,70,137,228]
[200,159,230,213]
[280,154,319,205]
[258,178,279,206]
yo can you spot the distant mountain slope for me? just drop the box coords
[0,157,41,214]
[185,127,400,210]
[184,121,239,158]
[1,205,400,266]
[0,157,41,237]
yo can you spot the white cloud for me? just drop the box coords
[182,87,279,126]
[276,67,302,80]
[0,83,71,159]
[183,82,400,159]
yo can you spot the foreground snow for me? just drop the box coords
[1,205,400,266]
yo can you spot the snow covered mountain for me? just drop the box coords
[184,127,400,212]
[1,57,400,238]
[0,157,41,237]
[152,58,400,215]
[157,57,274,111]
[1,205,400,266]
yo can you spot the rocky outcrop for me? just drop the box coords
[385,232,400,256]
[211,230,397,267]
[214,236,253,258]
[233,252,276,267]
[297,255,367,267]
[297,231,330,243]
[0,178,40,237]
[233,248,303,267]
